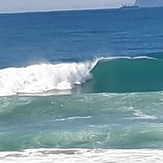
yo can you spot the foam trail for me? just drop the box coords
[0,62,94,96]
[0,148,163,163]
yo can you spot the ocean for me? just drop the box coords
[0,7,163,162]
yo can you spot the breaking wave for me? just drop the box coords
[0,61,96,96]
[82,56,163,93]
[0,56,163,96]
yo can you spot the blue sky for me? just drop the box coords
[0,0,135,13]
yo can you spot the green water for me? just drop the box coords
[1,92,163,151]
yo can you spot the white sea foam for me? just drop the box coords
[0,61,95,96]
[0,148,163,163]
[54,116,92,122]
[133,110,158,120]
[98,55,159,61]
[133,56,160,60]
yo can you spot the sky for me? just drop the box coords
[0,0,135,13]
[135,0,163,7]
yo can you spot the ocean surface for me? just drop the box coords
[0,7,163,162]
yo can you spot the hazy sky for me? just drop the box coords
[0,0,135,13]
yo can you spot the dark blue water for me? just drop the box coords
[0,8,163,69]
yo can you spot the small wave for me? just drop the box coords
[125,109,158,120]
[133,110,158,120]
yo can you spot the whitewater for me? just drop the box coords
[1,149,163,163]
[0,61,93,96]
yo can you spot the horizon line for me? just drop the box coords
[0,6,121,15]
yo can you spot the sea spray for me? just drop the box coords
[0,61,95,96]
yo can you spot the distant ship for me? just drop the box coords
[120,0,139,9]
[120,4,139,9]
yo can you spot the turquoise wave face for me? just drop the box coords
[81,57,163,93]
[0,92,163,151]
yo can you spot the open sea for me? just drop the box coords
[0,7,163,162]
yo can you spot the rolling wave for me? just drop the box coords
[82,56,163,93]
[0,56,163,96]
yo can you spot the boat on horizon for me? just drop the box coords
[120,0,139,10]
[120,4,139,9]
